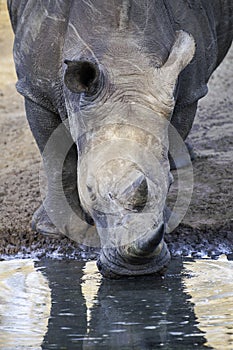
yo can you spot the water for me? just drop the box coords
[0,257,233,349]
[183,256,233,350]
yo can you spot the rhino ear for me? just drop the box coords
[162,30,195,87]
[64,60,100,93]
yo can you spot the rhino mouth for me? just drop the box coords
[97,239,171,279]
[96,222,171,278]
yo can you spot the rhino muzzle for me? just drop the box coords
[97,232,171,279]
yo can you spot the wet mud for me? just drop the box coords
[0,3,232,258]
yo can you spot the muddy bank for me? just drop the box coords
[0,3,232,258]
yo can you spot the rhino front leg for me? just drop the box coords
[25,98,93,241]
[169,101,197,169]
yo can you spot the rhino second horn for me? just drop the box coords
[101,167,148,212]
[117,172,148,212]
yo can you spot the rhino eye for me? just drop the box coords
[64,60,99,94]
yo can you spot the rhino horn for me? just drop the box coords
[121,223,165,260]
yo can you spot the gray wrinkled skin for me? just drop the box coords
[8,0,233,278]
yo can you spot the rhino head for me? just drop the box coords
[63,31,195,278]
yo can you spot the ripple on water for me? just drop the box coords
[0,259,51,350]
[183,255,233,350]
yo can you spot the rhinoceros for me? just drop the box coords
[8,0,233,278]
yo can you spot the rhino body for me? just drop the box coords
[8,0,233,277]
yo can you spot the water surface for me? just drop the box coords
[1,256,233,349]
[183,256,233,350]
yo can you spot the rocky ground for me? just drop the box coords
[0,3,232,259]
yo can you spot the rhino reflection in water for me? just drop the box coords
[8,1,233,277]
